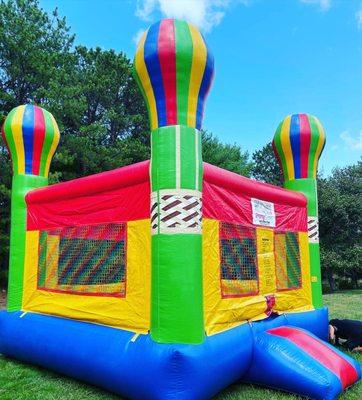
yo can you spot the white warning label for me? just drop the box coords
[251,198,276,228]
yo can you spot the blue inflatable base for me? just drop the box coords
[0,308,360,399]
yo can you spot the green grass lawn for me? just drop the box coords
[0,291,361,400]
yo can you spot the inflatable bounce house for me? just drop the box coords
[0,19,360,400]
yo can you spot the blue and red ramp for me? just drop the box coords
[244,326,361,400]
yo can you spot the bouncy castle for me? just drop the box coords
[0,18,360,400]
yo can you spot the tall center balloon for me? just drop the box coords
[134,19,214,344]
[1,104,60,311]
[272,114,326,308]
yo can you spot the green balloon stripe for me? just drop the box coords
[273,122,288,180]
[4,108,19,174]
[39,110,55,177]
[175,20,193,126]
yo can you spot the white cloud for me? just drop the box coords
[356,9,362,29]
[340,131,362,151]
[133,29,145,45]
[135,0,247,33]
[299,0,331,12]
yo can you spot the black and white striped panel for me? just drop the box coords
[308,217,319,243]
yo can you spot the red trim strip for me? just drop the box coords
[268,326,359,389]
[299,114,311,179]
[158,19,177,125]
[32,106,46,175]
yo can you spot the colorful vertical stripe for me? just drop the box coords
[2,104,60,177]
[134,19,214,131]
[272,114,326,181]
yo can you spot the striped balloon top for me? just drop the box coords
[273,114,326,181]
[1,105,60,177]
[134,19,214,131]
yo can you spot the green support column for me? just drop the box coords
[273,114,326,308]
[1,104,60,311]
[134,19,214,343]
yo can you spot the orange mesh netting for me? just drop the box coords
[275,231,301,291]
[219,222,259,298]
[37,223,126,297]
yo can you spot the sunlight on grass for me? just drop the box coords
[0,290,361,399]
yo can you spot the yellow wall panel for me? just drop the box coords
[203,220,313,335]
[274,232,313,313]
[22,219,151,333]
[256,227,276,295]
[203,219,267,335]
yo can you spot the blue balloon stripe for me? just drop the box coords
[290,114,301,179]
[22,104,35,174]
[144,21,167,127]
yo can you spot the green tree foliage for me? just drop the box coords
[48,45,150,182]
[202,131,252,176]
[250,142,283,186]
[0,0,148,285]
[319,161,362,291]
[0,0,74,115]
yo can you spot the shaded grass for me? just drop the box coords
[0,291,361,399]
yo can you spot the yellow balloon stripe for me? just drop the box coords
[312,116,326,178]
[11,105,26,174]
[44,114,60,177]
[187,24,206,127]
[135,30,158,131]
[280,115,294,181]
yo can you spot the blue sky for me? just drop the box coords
[39,0,362,175]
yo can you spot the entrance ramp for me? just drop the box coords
[244,326,361,400]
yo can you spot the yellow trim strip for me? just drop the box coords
[313,117,325,178]
[12,105,26,174]
[280,115,294,180]
[135,30,158,131]
[187,24,206,127]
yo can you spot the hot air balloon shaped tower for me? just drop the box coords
[273,114,325,308]
[0,19,360,400]
[1,105,59,311]
[134,19,213,343]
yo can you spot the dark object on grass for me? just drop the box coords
[329,319,362,351]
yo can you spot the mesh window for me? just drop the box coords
[220,222,259,297]
[275,231,301,291]
[37,223,126,297]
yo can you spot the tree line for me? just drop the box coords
[0,0,360,291]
